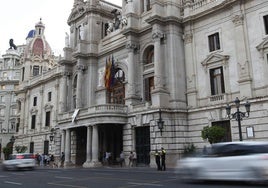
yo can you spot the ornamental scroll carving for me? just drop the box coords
[77,65,86,72]
[184,33,193,44]
[232,14,244,26]
[126,42,139,53]
[152,31,164,41]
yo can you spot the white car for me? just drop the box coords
[2,153,36,171]
[177,141,268,183]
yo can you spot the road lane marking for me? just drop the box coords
[55,176,73,179]
[128,182,163,186]
[4,181,22,185]
[48,182,87,188]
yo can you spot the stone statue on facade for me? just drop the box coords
[9,39,17,50]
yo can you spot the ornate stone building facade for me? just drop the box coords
[14,19,59,157]
[12,0,268,168]
[0,47,22,160]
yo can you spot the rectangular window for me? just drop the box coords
[210,67,225,95]
[264,15,268,35]
[16,118,20,132]
[33,96,37,106]
[30,142,34,153]
[44,141,49,155]
[22,67,25,81]
[33,65,39,76]
[31,115,36,129]
[45,111,51,127]
[144,77,154,102]
[208,32,220,52]
[48,92,52,102]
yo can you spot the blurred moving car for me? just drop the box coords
[177,141,268,183]
[2,153,36,171]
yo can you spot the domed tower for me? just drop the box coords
[21,19,56,82]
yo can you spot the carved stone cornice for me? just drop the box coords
[232,14,244,27]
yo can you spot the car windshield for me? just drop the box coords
[209,143,268,157]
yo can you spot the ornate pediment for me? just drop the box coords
[256,36,268,58]
[201,53,230,70]
[67,1,87,23]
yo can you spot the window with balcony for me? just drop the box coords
[208,32,220,52]
[210,67,225,95]
[107,68,125,104]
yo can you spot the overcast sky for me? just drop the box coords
[0,0,121,56]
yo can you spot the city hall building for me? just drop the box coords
[11,0,268,167]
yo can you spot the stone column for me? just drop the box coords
[232,14,252,98]
[64,128,73,167]
[125,41,140,105]
[83,125,92,167]
[59,72,69,113]
[90,125,101,167]
[76,64,85,108]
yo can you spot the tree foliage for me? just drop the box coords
[201,125,226,144]
[15,145,27,153]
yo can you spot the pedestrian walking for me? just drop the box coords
[128,151,134,167]
[132,151,137,167]
[119,151,125,167]
[160,147,166,171]
[154,149,161,170]
[60,152,65,167]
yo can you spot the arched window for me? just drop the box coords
[107,68,125,104]
[146,46,154,64]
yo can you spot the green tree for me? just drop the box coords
[3,142,13,160]
[201,125,226,144]
[15,146,27,153]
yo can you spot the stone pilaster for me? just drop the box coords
[232,14,252,98]
[184,32,197,107]
[151,30,169,107]
[125,41,140,105]
[76,64,86,108]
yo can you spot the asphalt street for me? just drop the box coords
[0,165,266,188]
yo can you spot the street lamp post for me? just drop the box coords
[157,109,164,136]
[226,97,251,141]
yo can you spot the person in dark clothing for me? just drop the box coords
[155,149,161,171]
[160,147,166,171]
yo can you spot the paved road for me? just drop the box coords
[0,165,266,188]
